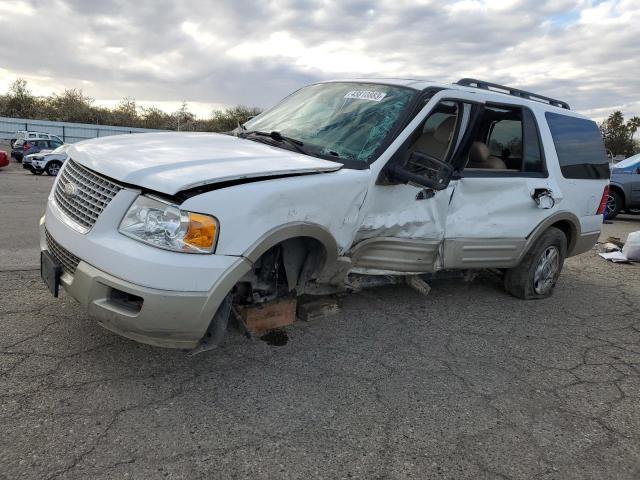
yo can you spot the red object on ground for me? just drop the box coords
[0,150,9,168]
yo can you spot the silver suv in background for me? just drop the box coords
[608,154,640,218]
[24,144,70,176]
[10,131,63,148]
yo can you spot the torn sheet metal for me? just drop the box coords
[355,184,451,242]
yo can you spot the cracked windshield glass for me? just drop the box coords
[242,82,415,162]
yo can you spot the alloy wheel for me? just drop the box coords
[533,246,560,295]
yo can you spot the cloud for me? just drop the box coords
[0,0,637,120]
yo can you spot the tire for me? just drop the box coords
[45,161,62,176]
[606,190,623,220]
[504,227,567,300]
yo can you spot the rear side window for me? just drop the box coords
[545,112,609,179]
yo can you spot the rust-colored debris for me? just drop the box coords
[238,297,297,335]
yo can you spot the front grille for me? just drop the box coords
[45,229,80,276]
[53,159,122,231]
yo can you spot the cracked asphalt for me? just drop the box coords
[1,149,640,479]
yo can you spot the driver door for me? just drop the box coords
[349,92,477,274]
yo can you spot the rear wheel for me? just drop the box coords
[606,190,623,219]
[45,161,62,176]
[504,227,567,299]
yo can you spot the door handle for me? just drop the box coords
[532,189,555,209]
[416,188,435,200]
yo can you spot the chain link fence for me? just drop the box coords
[0,116,167,144]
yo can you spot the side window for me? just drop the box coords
[409,101,459,162]
[464,105,544,173]
[545,112,609,179]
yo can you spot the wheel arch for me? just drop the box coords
[522,212,580,259]
[608,183,626,205]
[243,222,339,280]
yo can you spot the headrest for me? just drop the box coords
[434,116,456,144]
[469,141,491,166]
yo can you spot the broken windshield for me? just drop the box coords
[241,82,415,163]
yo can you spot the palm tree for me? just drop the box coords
[627,116,640,135]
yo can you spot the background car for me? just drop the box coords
[9,130,27,148]
[0,150,8,169]
[23,151,53,173]
[11,138,64,162]
[10,131,63,148]
[25,144,70,176]
[607,154,640,218]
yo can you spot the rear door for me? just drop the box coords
[443,102,560,269]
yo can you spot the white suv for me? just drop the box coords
[12,130,63,147]
[40,78,610,350]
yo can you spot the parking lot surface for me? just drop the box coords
[1,151,639,479]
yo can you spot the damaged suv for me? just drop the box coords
[40,78,610,350]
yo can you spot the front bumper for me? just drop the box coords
[40,208,252,349]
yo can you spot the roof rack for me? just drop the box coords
[455,78,570,110]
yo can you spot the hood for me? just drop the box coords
[69,132,343,195]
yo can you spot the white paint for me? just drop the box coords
[44,80,608,296]
[69,132,342,195]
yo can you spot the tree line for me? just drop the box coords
[0,79,262,132]
[1,78,639,157]
[599,111,640,157]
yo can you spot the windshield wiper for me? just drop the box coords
[242,130,307,155]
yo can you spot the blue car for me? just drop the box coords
[608,154,640,219]
[11,138,64,162]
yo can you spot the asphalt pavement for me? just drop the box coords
[1,147,640,479]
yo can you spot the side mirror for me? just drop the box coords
[385,152,453,190]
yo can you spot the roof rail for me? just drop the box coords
[455,78,570,110]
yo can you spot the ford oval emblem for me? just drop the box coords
[63,182,78,198]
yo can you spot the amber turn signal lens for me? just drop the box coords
[183,213,217,251]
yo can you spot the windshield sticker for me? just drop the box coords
[344,90,387,102]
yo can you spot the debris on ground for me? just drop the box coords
[599,231,640,263]
[238,297,297,334]
[605,236,625,249]
[297,297,340,322]
[405,275,431,297]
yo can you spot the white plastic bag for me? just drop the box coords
[622,231,640,261]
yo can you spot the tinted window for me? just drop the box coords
[522,109,544,172]
[463,105,544,173]
[545,112,609,179]
[410,101,459,162]
[488,119,522,159]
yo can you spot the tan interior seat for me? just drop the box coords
[467,141,508,169]
[411,116,456,160]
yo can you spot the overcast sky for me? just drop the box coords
[0,0,637,120]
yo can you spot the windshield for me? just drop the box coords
[613,154,639,169]
[242,82,415,163]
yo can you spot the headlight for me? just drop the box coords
[119,195,218,254]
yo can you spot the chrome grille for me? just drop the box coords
[45,229,80,276]
[53,159,122,231]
